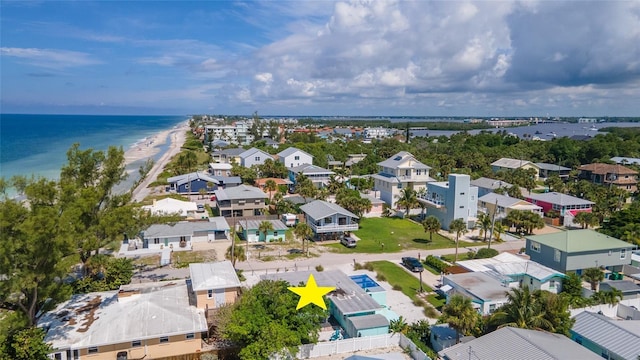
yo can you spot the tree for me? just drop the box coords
[294,222,313,255]
[448,218,468,263]
[573,211,599,229]
[476,212,491,242]
[326,175,344,195]
[560,273,584,299]
[490,286,552,332]
[422,216,441,242]
[258,220,274,242]
[223,280,327,359]
[493,222,506,242]
[389,316,409,335]
[295,173,317,201]
[264,179,277,203]
[591,289,623,307]
[225,245,246,266]
[199,187,207,199]
[440,295,477,344]
[257,159,288,179]
[1,326,52,360]
[583,267,605,291]
[397,187,418,215]
[544,174,564,193]
[335,188,371,218]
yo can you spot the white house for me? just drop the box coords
[371,151,434,209]
[141,198,198,218]
[209,162,232,177]
[239,147,273,168]
[277,147,313,168]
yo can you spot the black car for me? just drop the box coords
[402,257,424,272]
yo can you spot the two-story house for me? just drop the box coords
[189,261,241,312]
[419,174,478,230]
[277,147,313,168]
[289,164,335,188]
[525,229,633,274]
[300,200,359,241]
[525,192,594,226]
[491,158,540,180]
[535,163,571,180]
[208,162,233,177]
[478,193,542,220]
[211,147,246,164]
[470,177,513,198]
[167,172,241,194]
[214,185,268,217]
[578,163,638,193]
[371,151,434,209]
[239,147,274,168]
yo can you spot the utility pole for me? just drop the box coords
[489,199,498,249]
[419,270,424,293]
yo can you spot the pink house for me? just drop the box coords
[524,192,594,217]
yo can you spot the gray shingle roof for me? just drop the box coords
[377,151,430,170]
[213,185,267,201]
[277,147,312,159]
[470,177,513,190]
[572,311,640,360]
[239,147,273,159]
[440,327,601,360]
[189,261,241,291]
[525,192,594,206]
[444,272,509,302]
[349,314,389,330]
[300,200,358,220]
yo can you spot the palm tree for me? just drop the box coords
[396,187,418,216]
[440,295,477,344]
[258,220,274,242]
[264,179,277,203]
[389,316,409,335]
[225,245,246,266]
[490,286,552,331]
[448,218,468,263]
[493,222,506,243]
[294,222,313,255]
[573,211,598,229]
[476,212,492,242]
[583,267,605,291]
[422,216,441,242]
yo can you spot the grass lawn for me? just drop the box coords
[172,250,216,268]
[326,217,475,253]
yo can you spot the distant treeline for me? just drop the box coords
[297,119,492,130]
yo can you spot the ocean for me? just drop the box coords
[0,114,186,192]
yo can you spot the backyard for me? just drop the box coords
[326,217,475,253]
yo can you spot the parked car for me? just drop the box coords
[402,257,424,272]
[196,204,205,213]
[340,236,357,248]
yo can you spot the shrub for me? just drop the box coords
[413,298,425,307]
[364,262,374,271]
[354,262,364,270]
[392,284,403,291]
[475,248,499,259]
[315,264,324,272]
[376,273,386,282]
[423,306,439,318]
[424,255,448,273]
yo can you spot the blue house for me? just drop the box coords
[239,219,288,243]
[419,173,478,230]
[167,172,241,194]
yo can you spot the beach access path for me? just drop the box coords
[130,123,189,203]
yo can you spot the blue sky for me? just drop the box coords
[1,1,639,116]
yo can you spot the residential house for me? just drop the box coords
[524,192,594,226]
[277,147,313,168]
[211,147,246,164]
[209,139,229,149]
[39,282,207,360]
[611,156,640,166]
[599,281,640,299]
[430,324,473,352]
[208,162,232,177]
[578,163,638,193]
[371,151,434,209]
[141,198,198,218]
[263,270,389,338]
[360,192,385,217]
[441,272,509,315]
[260,137,280,149]
[167,171,241,194]
[289,164,335,188]
[419,174,478,230]
[525,230,633,274]
[346,153,367,167]
[239,147,274,168]
[535,163,571,179]
[300,200,359,241]
[478,193,542,220]
[439,327,601,360]
[139,218,230,249]
[254,177,292,194]
[239,219,289,242]
[189,261,241,310]
[470,177,513,198]
[456,252,566,294]
[571,311,640,360]
[491,157,540,180]
[214,184,268,217]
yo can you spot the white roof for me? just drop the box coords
[239,147,273,159]
[39,282,206,350]
[189,261,241,291]
[209,163,233,170]
[377,151,431,170]
[277,147,312,159]
[478,193,540,210]
[456,253,564,282]
[142,198,198,217]
[491,158,535,169]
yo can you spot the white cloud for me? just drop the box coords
[0,47,101,69]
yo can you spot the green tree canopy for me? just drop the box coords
[422,215,441,242]
[440,295,478,343]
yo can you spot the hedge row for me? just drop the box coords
[424,255,449,273]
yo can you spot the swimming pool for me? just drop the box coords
[350,274,381,289]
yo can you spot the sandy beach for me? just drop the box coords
[127,122,190,202]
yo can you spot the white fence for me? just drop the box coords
[292,333,430,359]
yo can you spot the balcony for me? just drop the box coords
[418,197,445,209]
[309,222,359,234]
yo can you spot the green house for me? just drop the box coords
[240,219,288,242]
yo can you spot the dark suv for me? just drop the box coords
[401,257,424,272]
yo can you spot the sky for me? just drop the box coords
[1,1,640,117]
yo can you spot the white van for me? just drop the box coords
[282,213,297,227]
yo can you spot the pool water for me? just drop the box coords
[350,274,381,289]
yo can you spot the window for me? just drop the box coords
[154,238,160,244]
[256,231,260,236]
[273,231,278,236]
[294,156,300,160]
[207,289,213,298]
[132,340,141,347]
[459,206,464,209]
[530,278,533,285]
[255,156,260,161]
[186,333,195,340]
[460,192,465,195]
[554,249,561,262]
[88,347,98,354]
[549,280,556,288]
[530,242,541,253]
[160,336,169,343]
[621,249,627,259]
[417,170,421,175]
[54,353,62,360]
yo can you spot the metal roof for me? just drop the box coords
[470,177,513,190]
[212,147,246,156]
[239,147,273,159]
[440,327,601,360]
[277,147,312,159]
[39,282,207,350]
[444,272,509,302]
[348,314,389,330]
[525,192,594,206]
[478,193,540,210]
[535,163,571,171]
[300,200,359,220]
[526,230,632,253]
[290,164,335,175]
[377,151,431,170]
[167,171,219,185]
[456,253,565,282]
[189,261,241,291]
[599,280,640,293]
[143,220,228,238]
[214,184,267,201]
[572,311,640,360]
[491,158,536,169]
[262,270,381,315]
[611,156,640,165]
[240,219,289,231]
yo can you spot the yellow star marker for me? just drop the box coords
[288,274,335,310]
